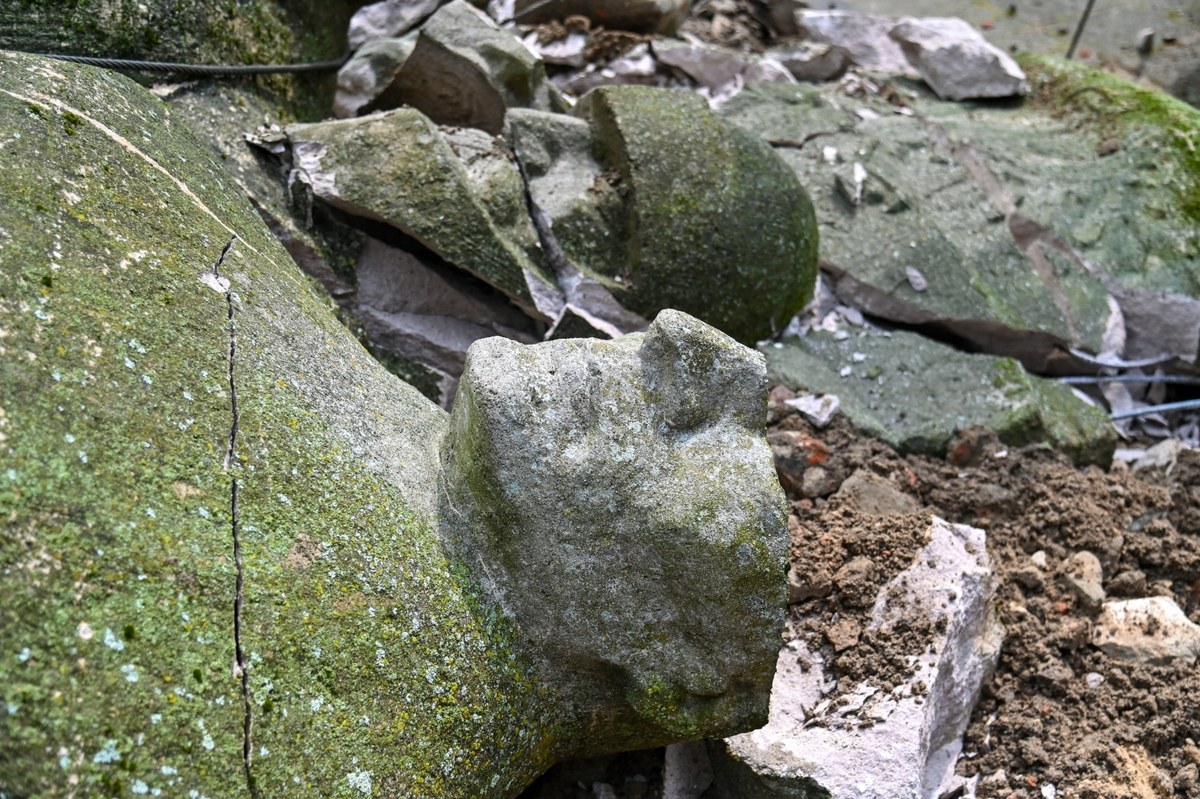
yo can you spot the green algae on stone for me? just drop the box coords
[1021,54,1200,228]
[764,330,1115,465]
[0,0,358,119]
[576,86,820,345]
[0,50,555,798]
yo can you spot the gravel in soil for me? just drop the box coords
[523,388,1200,798]
[769,385,1200,799]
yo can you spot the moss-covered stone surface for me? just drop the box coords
[577,86,820,345]
[0,50,558,798]
[0,0,358,119]
[764,329,1116,465]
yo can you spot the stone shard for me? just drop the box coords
[439,309,789,751]
[347,0,442,49]
[890,17,1030,101]
[508,0,691,34]
[712,517,1003,799]
[333,35,417,118]
[1092,597,1200,664]
[795,10,914,74]
[352,237,540,404]
[285,108,557,318]
[1058,550,1105,610]
[366,0,563,132]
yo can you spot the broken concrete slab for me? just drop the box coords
[1058,550,1106,610]
[364,0,564,132]
[712,517,1003,799]
[347,0,442,48]
[763,328,1117,464]
[285,108,559,319]
[890,17,1029,101]
[721,60,1200,366]
[1092,597,1200,664]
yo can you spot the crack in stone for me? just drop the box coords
[210,235,260,799]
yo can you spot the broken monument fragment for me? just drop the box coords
[0,50,788,798]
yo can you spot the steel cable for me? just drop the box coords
[33,51,349,76]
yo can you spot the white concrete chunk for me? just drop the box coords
[889,17,1029,101]
[1092,597,1200,664]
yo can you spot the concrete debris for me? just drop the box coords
[833,469,920,517]
[714,517,1003,799]
[506,0,691,34]
[662,741,714,799]
[890,17,1029,101]
[1092,597,1200,664]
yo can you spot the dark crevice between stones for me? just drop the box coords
[211,235,259,799]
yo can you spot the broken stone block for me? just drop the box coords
[1092,597,1200,664]
[508,0,691,34]
[711,517,1003,799]
[890,17,1030,101]
[440,310,789,746]
[333,34,417,118]
[795,10,914,74]
[833,469,919,517]
[366,0,563,133]
[285,108,560,319]
[347,0,442,49]
[0,51,789,797]
[575,86,819,343]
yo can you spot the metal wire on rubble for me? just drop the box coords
[34,51,349,76]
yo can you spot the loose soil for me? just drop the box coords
[522,386,1200,799]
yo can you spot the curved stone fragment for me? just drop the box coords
[0,51,787,797]
[440,310,789,751]
[575,86,820,344]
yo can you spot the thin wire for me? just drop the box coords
[34,51,349,76]
[1065,0,1097,59]
[1112,399,1200,421]
[1059,374,1200,386]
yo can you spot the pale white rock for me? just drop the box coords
[889,17,1029,101]
[663,740,714,799]
[523,30,588,67]
[1058,550,1105,610]
[713,517,1003,799]
[783,393,839,429]
[796,11,914,75]
[347,0,442,49]
[1092,597,1200,664]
